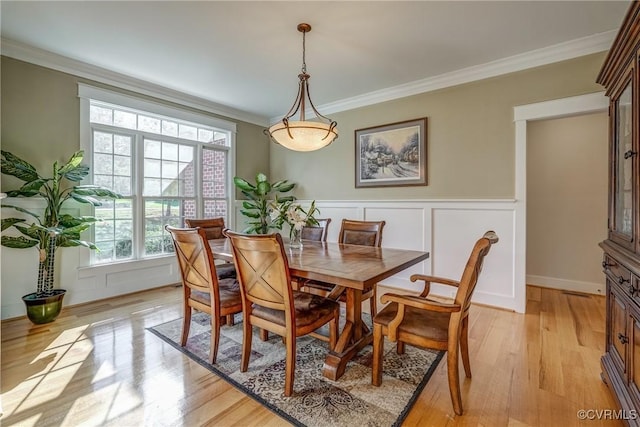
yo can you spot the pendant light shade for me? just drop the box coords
[266,23,338,152]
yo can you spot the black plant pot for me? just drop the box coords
[22,289,66,324]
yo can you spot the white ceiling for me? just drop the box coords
[0,1,630,125]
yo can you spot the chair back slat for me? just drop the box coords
[301,218,331,242]
[338,219,386,247]
[185,217,226,240]
[225,231,293,312]
[166,226,220,299]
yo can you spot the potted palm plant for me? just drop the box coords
[1,150,121,324]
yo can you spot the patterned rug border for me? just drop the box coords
[147,317,445,427]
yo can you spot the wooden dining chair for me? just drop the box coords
[371,231,499,415]
[224,230,339,397]
[165,225,243,364]
[298,219,386,315]
[300,218,331,242]
[185,217,236,280]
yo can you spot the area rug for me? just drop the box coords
[147,312,444,427]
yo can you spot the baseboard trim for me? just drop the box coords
[526,274,604,296]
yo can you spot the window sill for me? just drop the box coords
[77,255,176,279]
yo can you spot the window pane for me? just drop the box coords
[145,159,161,178]
[94,132,113,153]
[162,120,178,137]
[183,200,196,220]
[90,105,113,125]
[204,200,227,217]
[114,110,136,129]
[114,155,131,177]
[202,149,226,197]
[114,176,131,196]
[145,140,162,158]
[213,132,228,146]
[162,142,178,161]
[162,179,178,196]
[144,199,181,256]
[179,124,197,140]
[139,115,161,133]
[162,160,178,179]
[179,145,193,162]
[94,153,113,175]
[198,129,213,143]
[114,135,132,156]
[94,174,113,190]
[144,178,161,197]
[94,198,134,263]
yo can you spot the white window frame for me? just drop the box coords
[78,84,237,271]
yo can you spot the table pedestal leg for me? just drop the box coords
[322,288,372,380]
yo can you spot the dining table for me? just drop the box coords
[208,237,430,381]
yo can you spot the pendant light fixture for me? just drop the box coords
[266,23,338,152]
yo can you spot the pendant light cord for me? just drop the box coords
[301,29,307,74]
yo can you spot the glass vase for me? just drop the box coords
[289,227,303,249]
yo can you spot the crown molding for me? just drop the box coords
[1,31,615,125]
[1,38,269,127]
[314,30,616,118]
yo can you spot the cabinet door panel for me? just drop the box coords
[630,306,640,407]
[611,283,628,378]
[609,68,636,250]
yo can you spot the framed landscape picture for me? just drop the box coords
[355,118,428,188]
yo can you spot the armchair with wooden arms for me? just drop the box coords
[371,231,498,415]
[224,230,339,397]
[298,219,385,315]
[165,225,243,364]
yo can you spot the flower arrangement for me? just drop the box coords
[270,200,319,246]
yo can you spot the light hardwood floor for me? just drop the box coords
[0,285,622,426]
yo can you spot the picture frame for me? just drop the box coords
[355,117,428,188]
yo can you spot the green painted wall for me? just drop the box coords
[269,52,607,200]
[0,56,270,194]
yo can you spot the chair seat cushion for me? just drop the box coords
[253,291,339,328]
[374,301,451,343]
[190,278,242,309]
[216,262,237,280]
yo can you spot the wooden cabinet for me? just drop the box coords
[599,3,640,423]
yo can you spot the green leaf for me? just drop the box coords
[58,214,98,228]
[59,223,91,235]
[1,218,26,231]
[59,239,97,249]
[1,235,39,249]
[233,177,255,192]
[4,189,39,198]
[241,190,257,202]
[256,181,271,196]
[240,209,261,219]
[71,185,121,199]
[1,204,42,222]
[242,201,258,210]
[275,195,296,203]
[63,164,90,182]
[57,151,84,177]
[1,151,38,182]
[70,194,102,206]
[20,179,47,194]
[275,182,295,193]
[15,224,45,240]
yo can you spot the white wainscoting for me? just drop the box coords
[1,197,522,320]
[236,199,521,312]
